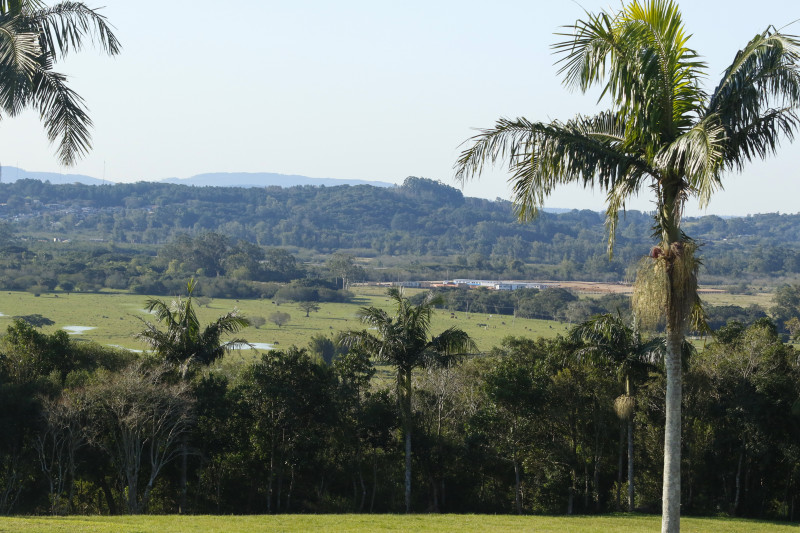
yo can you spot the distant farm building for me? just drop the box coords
[449,279,556,291]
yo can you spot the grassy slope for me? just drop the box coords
[0,514,796,533]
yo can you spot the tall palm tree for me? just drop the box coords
[342,287,476,513]
[0,0,120,165]
[137,279,250,379]
[571,314,661,511]
[136,279,250,513]
[455,2,800,530]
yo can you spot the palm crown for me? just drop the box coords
[349,287,476,374]
[137,279,250,378]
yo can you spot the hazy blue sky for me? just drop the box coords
[1,0,798,216]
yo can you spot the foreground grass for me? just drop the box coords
[0,514,796,533]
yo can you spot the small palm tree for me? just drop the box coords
[137,279,250,379]
[455,2,800,529]
[342,287,476,513]
[0,0,120,165]
[571,314,661,511]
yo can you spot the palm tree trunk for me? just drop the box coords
[661,326,683,533]
[617,421,624,510]
[358,468,366,512]
[734,450,743,515]
[403,367,412,514]
[628,417,635,511]
[513,446,522,514]
[370,452,377,513]
[405,428,412,513]
[179,436,188,514]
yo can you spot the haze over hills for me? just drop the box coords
[0,166,394,189]
[160,172,394,189]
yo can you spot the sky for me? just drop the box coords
[1,0,799,217]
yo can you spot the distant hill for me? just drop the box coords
[0,166,108,185]
[160,172,394,189]
[0,166,395,189]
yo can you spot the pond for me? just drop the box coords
[106,344,144,353]
[62,326,97,334]
[230,342,273,351]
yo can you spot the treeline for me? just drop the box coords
[3,177,800,281]
[411,286,628,323]
[414,286,779,335]
[1,318,797,518]
[0,226,359,300]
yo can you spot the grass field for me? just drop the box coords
[0,288,569,359]
[698,291,774,308]
[0,285,777,360]
[0,514,796,533]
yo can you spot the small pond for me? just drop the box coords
[62,326,97,334]
[230,342,273,351]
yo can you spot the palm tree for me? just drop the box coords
[571,314,660,511]
[455,2,800,530]
[136,279,250,379]
[136,278,250,514]
[342,287,476,513]
[0,0,120,165]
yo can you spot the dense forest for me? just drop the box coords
[2,177,800,285]
[0,311,797,519]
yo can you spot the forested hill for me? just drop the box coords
[2,176,800,281]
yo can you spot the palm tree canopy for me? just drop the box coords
[455,0,800,250]
[136,279,250,377]
[570,313,662,381]
[343,287,477,372]
[0,0,120,164]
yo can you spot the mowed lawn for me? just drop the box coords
[0,514,796,533]
[0,288,569,357]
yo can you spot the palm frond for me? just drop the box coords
[357,306,392,330]
[570,313,633,350]
[655,117,727,207]
[428,327,477,368]
[31,66,91,165]
[456,114,655,223]
[554,0,706,143]
[553,8,618,93]
[709,29,800,115]
[29,1,120,60]
[708,28,800,170]
[0,17,40,113]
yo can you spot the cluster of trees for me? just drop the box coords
[0,228,358,300]
[1,308,798,519]
[3,178,800,283]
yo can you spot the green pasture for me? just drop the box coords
[0,288,569,359]
[0,514,796,533]
[699,290,774,308]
